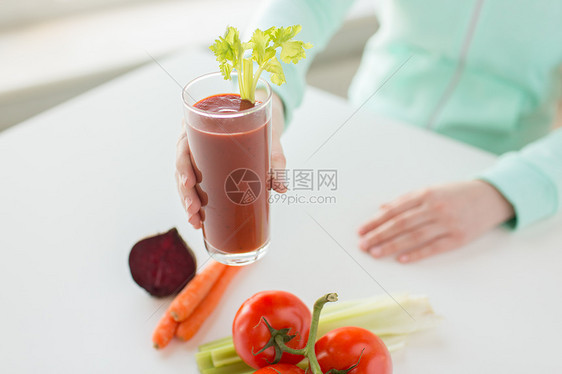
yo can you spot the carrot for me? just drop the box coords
[176,265,241,341]
[152,311,178,349]
[169,260,228,322]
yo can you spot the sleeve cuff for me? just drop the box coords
[478,153,559,230]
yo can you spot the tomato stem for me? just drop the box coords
[305,293,338,374]
[253,317,298,364]
[263,293,339,373]
[273,335,303,355]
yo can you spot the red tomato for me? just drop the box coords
[233,290,311,369]
[255,364,306,374]
[315,327,392,374]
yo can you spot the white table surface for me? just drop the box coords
[1,49,561,373]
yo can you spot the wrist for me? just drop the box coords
[473,180,515,224]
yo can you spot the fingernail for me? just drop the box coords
[370,246,383,257]
[358,241,368,251]
[184,197,192,210]
[180,174,188,187]
[398,254,410,263]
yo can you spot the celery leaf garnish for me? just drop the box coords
[209,25,312,103]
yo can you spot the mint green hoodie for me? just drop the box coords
[252,0,562,229]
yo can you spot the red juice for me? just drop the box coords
[186,94,271,254]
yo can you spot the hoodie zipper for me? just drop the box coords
[426,0,486,129]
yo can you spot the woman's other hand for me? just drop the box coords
[358,180,515,263]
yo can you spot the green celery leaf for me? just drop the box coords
[209,25,311,101]
[264,56,286,85]
[209,26,243,80]
[249,28,270,65]
[219,62,233,80]
[280,40,312,64]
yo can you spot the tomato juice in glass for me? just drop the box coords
[182,72,272,265]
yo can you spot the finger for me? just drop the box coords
[397,236,458,263]
[184,190,202,216]
[175,171,186,201]
[271,137,286,168]
[176,171,201,213]
[177,121,188,149]
[176,130,196,189]
[358,191,426,235]
[188,212,202,229]
[176,172,202,229]
[367,223,448,258]
[358,206,434,251]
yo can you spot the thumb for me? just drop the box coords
[270,140,287,193]
[269,92,287,193]
[271,140,286,170]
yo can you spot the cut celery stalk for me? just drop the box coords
[199,336,233,352]
[318,294,440,337]
[196,294,440,374]
[196,350,254,374]
[211,344,244,367]
[321,296,382,315]
[195,351,214,371]
[378,334,408,352]
[202,361,254,374]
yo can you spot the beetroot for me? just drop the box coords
[129,228,197,297]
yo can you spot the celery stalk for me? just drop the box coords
[377,334,408,352]
[318,294,440,337]
[195,351,214,372]
[199,336,233,352]
[202,361,254,374]
[211,344,244,367]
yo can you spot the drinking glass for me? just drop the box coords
[182,72,272,265]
